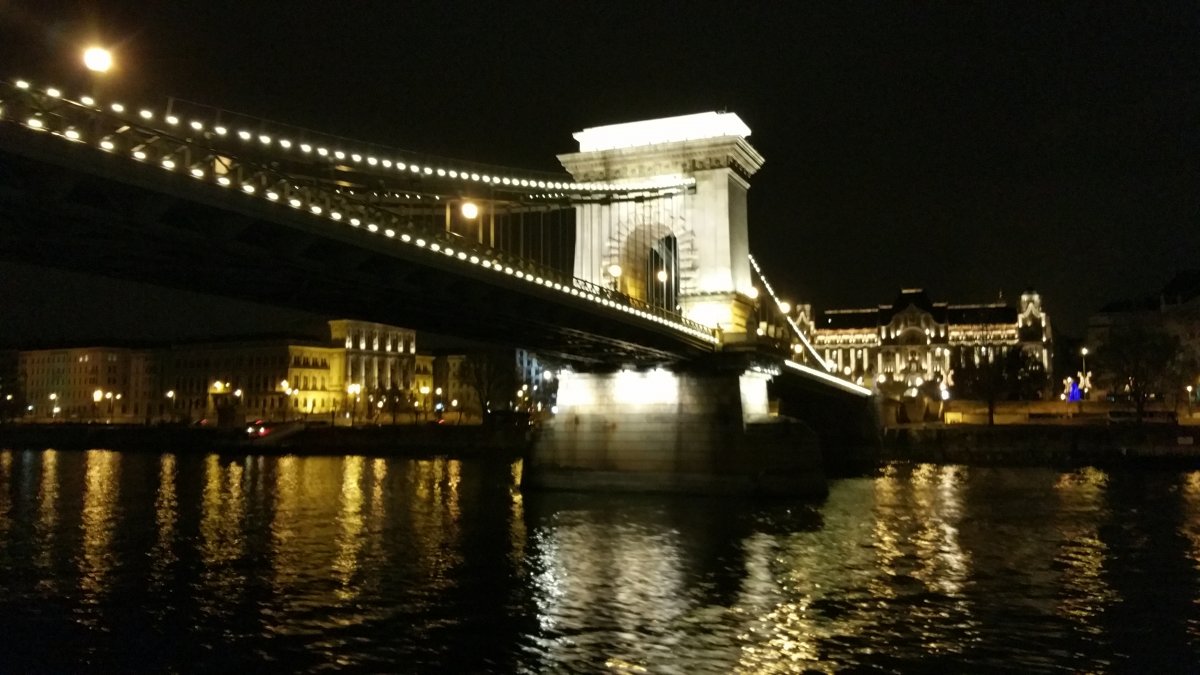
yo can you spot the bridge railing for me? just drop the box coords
[0,78,719,345]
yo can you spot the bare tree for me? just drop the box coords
[1098,321,1180,422]
[459,350,517,418]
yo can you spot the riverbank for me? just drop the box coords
[883,423,1200,468]
[0,423,533,458]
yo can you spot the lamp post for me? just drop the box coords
[93,389,103,422]
[165,390,175,423]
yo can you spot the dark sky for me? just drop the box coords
[2,1,1198,343]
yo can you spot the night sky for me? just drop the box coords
[2,1,1197,344]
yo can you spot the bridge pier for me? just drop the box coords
[525,363,827,497]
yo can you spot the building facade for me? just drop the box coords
[16,319,420,425]
[798,288,1053,392]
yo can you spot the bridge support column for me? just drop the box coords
[525,367,826,497]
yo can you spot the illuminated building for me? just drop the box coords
[17,346,156,422]
[15,320,418,425]
[796,288,1052,389]
[165,320,416,424]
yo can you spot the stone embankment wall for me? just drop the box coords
[884,424,1200,466]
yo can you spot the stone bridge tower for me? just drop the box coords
[558,112,764,337]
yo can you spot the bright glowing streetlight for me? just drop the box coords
[82,46,113,73]
[460,202,479,219]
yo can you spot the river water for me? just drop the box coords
[1,450,1198,673]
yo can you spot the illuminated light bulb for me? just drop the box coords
[745,287,759,299]
[349,218,361,226]
[190,120,203,131]
[502,177,511,185]
[64,128,81,140]
[430,243,441,252]
[82,47,113,73]
[381,159,392,168]
[607,264,622,278]
[161,158,176,170]
[165,115,179,125]
[415,238,426,247]
[265,190,278,200]
[110,103,125,113]
[139,109,153,120]
[350,153,362,162]
[656,270,668,282]
[482,260,492,269]
[309,205,322,215]
[504,266,514,275]
[288,198,302,207]
[214,126,227,135]
[299,143,312,152]
[778,301,792,314]
[132,149,146,160]
[191,168,205,178]
[436,168,446,176]
[367,157,378,166]
[449,170,458,178]
[279,139,291,149]
[384,228,395,237]
[330,211,342,220]
[457,252,468,260]
[100,139,115,151]
[423,166,433,174]
[241,184,255,194]
[217,176,231,186]
[46,87,61,98]
[409,165,420,173]
[396,162,407,170]
[334,150,345,159]
[443,248,454,256]
[317,147,328,156]
[367,224,379,233]
[237,130,251,140]
[15,80,30,89]
[470,173,480,181]
[259,134,271,144]
[469,255,479,264]
[460,202,479,219]
[399,233,411,242]
[482,175,492,183]
[80,95,95,106]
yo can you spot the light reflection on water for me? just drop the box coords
[0,452,1199,672]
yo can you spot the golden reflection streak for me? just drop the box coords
[35,450,59,583]
[1053,467,1118,631]
[370,457,387,526]
[406,458,465,586]
[510,459,526,568]
[1181,471,1200,638]
[199,454,246,605]
[151,454,178,580]
[333,456,365,599]
[270,454,302,593]
[0,450,11,537]
[79,450,120,610]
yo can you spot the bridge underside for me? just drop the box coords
[0,129,716,365]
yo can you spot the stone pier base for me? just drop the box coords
[525,368,826,497]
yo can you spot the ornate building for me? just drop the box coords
[796,288,1052,392]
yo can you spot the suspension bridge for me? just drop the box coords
[0,77,877,494]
